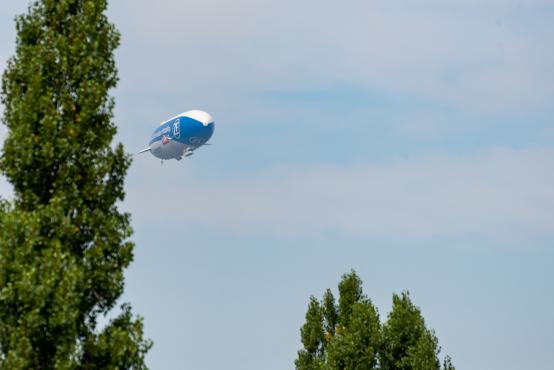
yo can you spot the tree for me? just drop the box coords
[325,298,380,370]
[0,0,151,368]
[296,297,325,370]
[322,289,337,338]
[337,271,364,328]
[296,271,380,370]
[295,272,455,370]
[380,292,440,370]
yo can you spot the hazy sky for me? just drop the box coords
[1,1,554,369]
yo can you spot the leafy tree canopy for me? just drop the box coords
[296,271,455,370]
[0,0,151,368]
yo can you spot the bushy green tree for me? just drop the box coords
[296,271,381,370]
[337,271,364,328]
[380,292,440,370]
[0,0,151,368]
[296,297,325,370]
[322,289,337,338]
[326,298,380,370]
[295,272,454,370]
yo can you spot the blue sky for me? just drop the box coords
[1,1,554,369]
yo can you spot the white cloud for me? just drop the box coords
[127,146,554,246]
[110,0,554,121]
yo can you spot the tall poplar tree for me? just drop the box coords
[0,0,151,368]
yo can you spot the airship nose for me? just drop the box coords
[183,110,214,126]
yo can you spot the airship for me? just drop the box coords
[138,110,214,161]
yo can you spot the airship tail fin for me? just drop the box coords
[137,147,151,155]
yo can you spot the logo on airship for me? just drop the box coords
[173,119,180,139]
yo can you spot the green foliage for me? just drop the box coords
[380,292,440,370]
[442,356,455,370]
[326,299,380,370]
[337,270,363,328]
[322,289,337,338]
[0,0,151,368]
[295,272,454,370]
[296,271,380,370]
[295,297,325,370]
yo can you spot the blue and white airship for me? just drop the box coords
[139,110,214,161]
